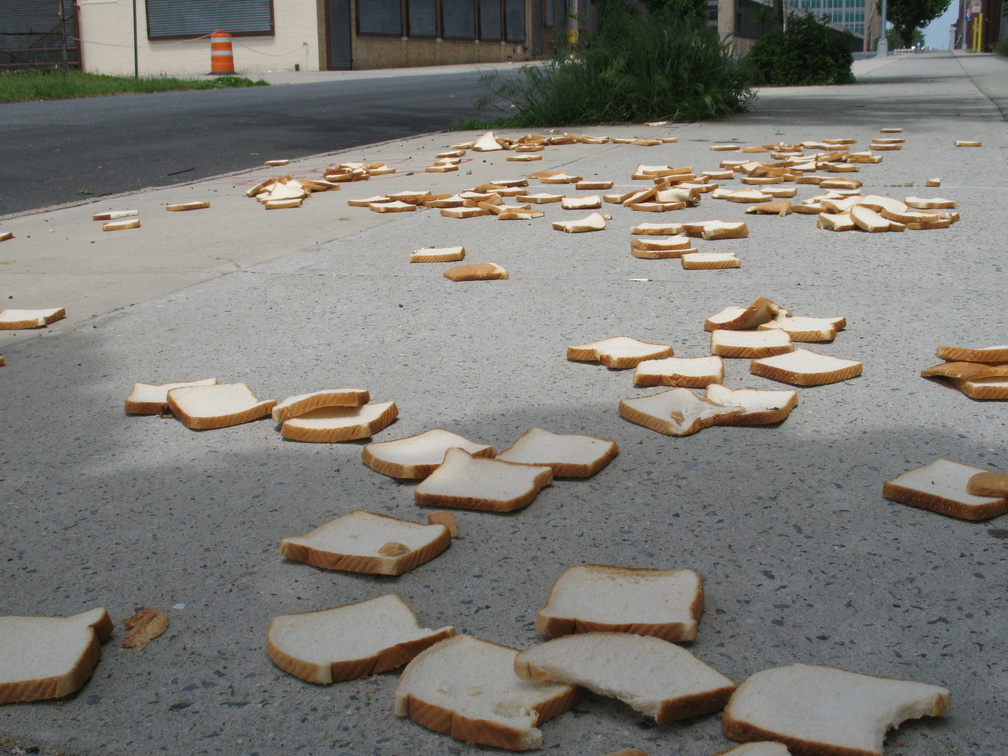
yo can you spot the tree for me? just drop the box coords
[882,0,951,48]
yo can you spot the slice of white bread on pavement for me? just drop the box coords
[713,743,792,756]
[634,356,725,388]
[362,429,497,479]
[921,361,1008,381]
[394,634,582,751]
[758,315,846,343]
[410,246,466,263]
[711,329,794,359]
[444,263,509,281]
[682,252,741,269]
[267,594,455,684]
[705,299,791,331]
[414,448,553,512]
[552,212,608,233]
[496,428,618,478]
[722,663,950,756]
[125,378,218,415]
[536,564,703,642]
[280,400,397,442]
[619,388,744,436]
[0,608,114,704]
[955,375,1008,400]
[280,509,452,575]
[750,349,862,386]
[567,336,673,369]
[704,385,799,426]
[935,344,1008,363]
[514,632,736,723]
[166,383,276,430]
[271,389,370,422]
[882,459,1008,521]
[0,307,67,330]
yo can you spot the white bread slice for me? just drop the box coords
[713,744,791,756]
[920,360,1008,381]
[496,428,618,478]
[516,192,564,204]
[630,235,693,254]
[750,350,862,387]
[125,378,218,415]
[0,307,66,330]
[967,470,1008,497]
[272,389,370,422]
[497,208,546,220]
[102,218,141,230]
[279,509,452,575]
[850,204,904,233]
[552,212,608,233]
[536,564,703,642]
[704,385,798,426]
[394,635,581,751]
[567,336,673,369]
[166,383,276,430]
[414,448,553,512]
[92,209,138,221]
[371,201,416,213]
[619,388,744,436]
[705,299,791,331]
[745,201,792,216]
[680,220,748,240]
[576,179,614,190]
[682,252,740,269]
[955,375,1008,400]
[711,329,793,359]
[0,231,12,242]
[267,595,455,684]
[816,212,855,231]
[758,315,846,343]
[882,459,1008,521]
[0,608,114,704]
[362,429,496,479]
[443,263,508,281]
[905,196,956,209]
[514,632,736,723]
[280,400,397,442]
[631,222,684,235]
[935,344,1008,363]
[472,131,504,152]
[631,244,697,260]
[561,195,601,209]
[634,356,725,388]
[722,663,950,756]
[410,246,466,263]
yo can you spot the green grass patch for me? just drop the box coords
[472,7,754,128]
[0,70,267,104]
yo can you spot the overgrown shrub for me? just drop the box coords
[476,7,754,127]
[745,14,855,86]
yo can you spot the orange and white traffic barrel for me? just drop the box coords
[210,30,235,75]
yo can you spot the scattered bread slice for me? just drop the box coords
[634,356,725,388]
[122,607,168,649]
[444,263,508,281]
[619,388,744,436]
[496,428,618,478]
[271,389,370,422]
[750,349,862,386]
[102,218,141,231]
[0,307,66,330]
[552,212,608,233]
[472,131,505,152]
[125,378,218,415]
[410,246,466,263]
[850,204,904,232]
[631,222,684,235]
[362,429,496,479]
[280,509,452,575]
[280,400,397,442]
[722,663,950,756]
[536,564,704,642]
[711,329,793,359]
[905,196,956,209]
[514,632,736,723]
[567,337,673,369]
[166,201,210,212]
[705,299,791,331]
[704,384,799,426]
[414,448,553,512]
[954,140,981,147]
[92,209,138,221]
[954,376,1008,400]
[713,743,791,756]
[920,361,1008,381]
[682,252,740,269]
[967,471,1008,498]
[882,459,1008,521]
[561,195,601,210]
[0,608,114,704]
[757,314,846,342]
[394,634,582,751]
[267,594,455,684]
[166,383,276,430]
[935,345,1008,363]
[816,212,856,232]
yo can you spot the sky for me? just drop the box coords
[923,2,960,49]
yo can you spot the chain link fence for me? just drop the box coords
[1,0,79,71]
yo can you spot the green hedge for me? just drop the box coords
[745,14,855,86]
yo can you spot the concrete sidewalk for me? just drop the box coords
[1,51,1006,756]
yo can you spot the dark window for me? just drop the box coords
[504,0,525,42]
[479,0,502,39]
[146,0,273,39]
[408,0,438,36]
[442,0,476,38]
[358,0,403,36]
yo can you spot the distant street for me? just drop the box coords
[0,69,503,217]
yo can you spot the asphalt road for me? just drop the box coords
[0,69,500,217]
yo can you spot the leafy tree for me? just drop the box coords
[882,0,951,48]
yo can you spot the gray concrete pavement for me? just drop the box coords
[1,51,1006,755]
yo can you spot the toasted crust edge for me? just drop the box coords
[882,481,1008,521]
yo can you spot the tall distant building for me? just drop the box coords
[787,0,878,49]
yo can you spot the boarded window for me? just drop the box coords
[443,0,476,38]
[408,0,438,36]
[358,0,403,36]
[146,0,273,39]
[479,0,502,39]
[504,0,525,42]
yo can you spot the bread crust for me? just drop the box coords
[124,378,217,415]
[414,458,553,513]
[749,351,862,387]
[280,401,397,442]
[361,429,497,479]
[166,384,276,430]
[882,480,1008,521]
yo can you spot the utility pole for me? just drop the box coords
[877,0,889,55]
[57,0,70,72]
[566,0,578,50]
